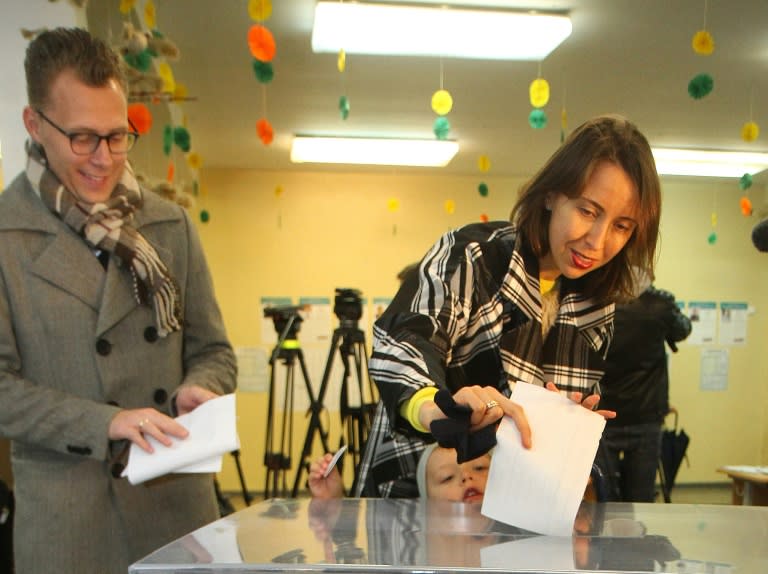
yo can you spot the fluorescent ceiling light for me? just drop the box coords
[652,148,768,178]
[290,136,459,167]
[312,2,571,60]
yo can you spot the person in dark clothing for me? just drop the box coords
[597,279,692,502]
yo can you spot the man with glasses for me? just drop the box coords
[0,27,236,573]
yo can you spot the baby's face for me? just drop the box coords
[426,448,491,503]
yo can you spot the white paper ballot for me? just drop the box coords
[481,382,605,536]
[123,393,239,485]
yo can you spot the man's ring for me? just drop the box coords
[485,400,499,411]
[139,418,149,429]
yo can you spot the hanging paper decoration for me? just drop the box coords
[144,0,157,29]
[256,118,274,145]
[339,96,350,120]
[123,50,153,73]
[166,160,175,182]
[433,116,450,140]
[688,73,713,99]
[707,231,717,245]
[561,107,568,143]
[387,198,400,212]
[248,25,276,61]
[248,0,273,21]
[174,83,188,100]
[529,78,550,108]
[477,155,491,172]
[480,213,489,223]
[274,185,284,197]
[529,109,547,129]
[157,61,176,93]
[478,182,489,197]
[162,125,173,156]
[444,199,456,215]
[741,121,759,142]
[740,196,753,216]
[173,126,191,152]
[337,50,346,73]
[187,152,203,171]
[692,30,714,55]
[431,89,453,116]
[708,210,717,245]
[252,60,274,83]
[739,173,753,190]
[200,209,210,223]
[127,103,152,134]
[119,0,136,14]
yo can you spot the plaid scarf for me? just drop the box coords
[25,142,182,337]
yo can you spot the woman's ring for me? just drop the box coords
[485,400,499,411]
[138,418,149,429]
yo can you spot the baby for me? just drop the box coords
[309,444,490,502]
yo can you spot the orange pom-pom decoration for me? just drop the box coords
[480,213,489,223]
[740,196,753,216]
[248,25,276,62]
[127,103,152,135]
[256,118,274,145]
[166,160,175,183]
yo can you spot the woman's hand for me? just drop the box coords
[308,452,344,499]
[545,382,616,419]
[418,385,532,449]
[108,408,189,453]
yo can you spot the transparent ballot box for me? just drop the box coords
[130,497,768,573]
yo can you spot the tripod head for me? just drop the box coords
[264,305,305,340]
[334,288,363,330]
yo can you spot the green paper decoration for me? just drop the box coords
[163,125,173,156]
[339,95,350,120]
[688,73,714,99]
[252,60,274,83]
[173,126,191,152]
[528,109,547,129]
[478,182,489,197]
[739,173,753,190]
[200,209,210,223]
[433,116,450,140]
[707,231,717,245]
[123,49,153,73]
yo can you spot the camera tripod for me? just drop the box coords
[292,319,378,496]
[264,312,329,499]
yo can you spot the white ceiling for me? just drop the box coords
[88,0,768,181]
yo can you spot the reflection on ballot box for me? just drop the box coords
[129,498,768,573]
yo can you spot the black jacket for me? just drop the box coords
[600,287,692,426]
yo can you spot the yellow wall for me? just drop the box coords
[194,168,768,493]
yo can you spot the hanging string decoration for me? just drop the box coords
[432,59,453,140]
[688,0,715,100]
[337,45,350,119]
[739,173,753,216]
[528,64,549,130]
[248,1,276,146]
[741,86,759,142]
[477,155,491,197]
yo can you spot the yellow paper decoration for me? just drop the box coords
[561,108,568,130]
[119,0,136,15]
[692,30,714,55]
[248,0,273,21]
[477,155,491,172]
[187,152,203,170]
[157,62,176,93]
[337,49,346,73]
[275,185,284,197]
[174,83,188,100]
[444,199,456,215]
[711,212,717,227]
[431,89,453,116]
[741,121,760,142]
[529,78,550,108]
[144,0,156,29]
[387,198,400,212]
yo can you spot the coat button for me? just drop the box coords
[66,445,92,456]
[144,326,159,343]
[96,338,112,356]
[107,400,119,407]
[153,389,168,405]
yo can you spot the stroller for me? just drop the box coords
[657,408,690,503]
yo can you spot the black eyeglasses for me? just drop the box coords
[35,109,139,155]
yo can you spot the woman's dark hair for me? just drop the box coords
[25,27,127,109]
[511,115,661,303]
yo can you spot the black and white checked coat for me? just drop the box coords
[356,221,614,497]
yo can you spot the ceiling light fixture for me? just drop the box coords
[290,136,459,167]
[311,2,572,60]
[652,148,768,178]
